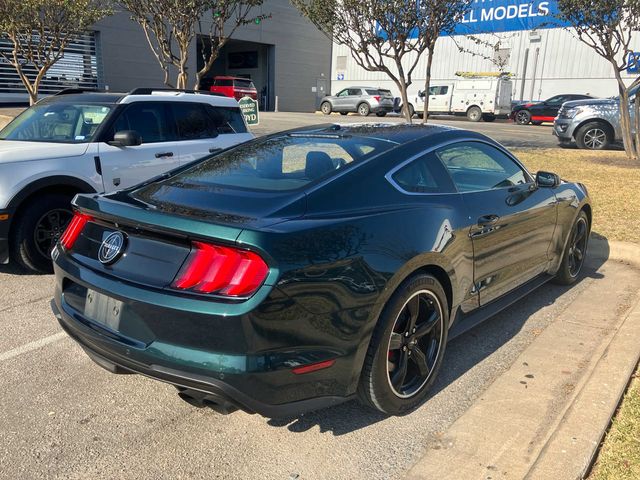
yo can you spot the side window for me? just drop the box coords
[204,105,247,134]
[109,103,170,144]
[171,103,212,140]
[337,89,349,97]
[440,86,449,95]
[348,88,362,96]
[390,152,455,194]
[547,95,565,104]
[436,142,530,192]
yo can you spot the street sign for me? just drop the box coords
[337,73,345,81]
[238,96,259,126]
[628,52,640,74]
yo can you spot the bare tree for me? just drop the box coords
[195,2,267,90]
[555,0,640,160]
[120,0,266,90]
[0,0,112,105]
[293,0,468,123]
[418,0,470,123]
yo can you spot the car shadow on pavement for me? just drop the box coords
[266,235,610,436]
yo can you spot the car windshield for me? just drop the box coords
[0,103,112,143]
[149,134,396,192]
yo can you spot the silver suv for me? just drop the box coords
[553,98,625,150]
[319,86,394,117]
[0,88,253,272]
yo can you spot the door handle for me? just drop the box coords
[477,214,500,226]
[155,151,174,158]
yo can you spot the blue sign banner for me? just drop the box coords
[628,52,640,73]
[450,0,569,35]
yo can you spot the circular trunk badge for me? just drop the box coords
[98,231,126,265]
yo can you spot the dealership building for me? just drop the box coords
[0,0,332,112]
[332,0,640,102]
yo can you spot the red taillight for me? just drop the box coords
[59,212,92,250]
[373,95,381,102]
[291,359,336,375]
[172,241,269,297]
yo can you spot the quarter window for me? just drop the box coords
[436,142,530,192]
[391,152,455,194]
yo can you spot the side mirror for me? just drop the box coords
[536,171,561,188]
[108,130,142,147]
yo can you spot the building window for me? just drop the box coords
[0,31,100,96]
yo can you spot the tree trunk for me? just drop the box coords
[635,94,640,155]
[614,68,637,160]
[422,46,435,124]
[398,80,412,124]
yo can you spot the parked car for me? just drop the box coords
[401,76,513,122]
[51,123,591,418]
[320,86,394,116]
[511,94,594,125]
[553,97,625,150]
[0,88,253,273]
[209,76,258,102]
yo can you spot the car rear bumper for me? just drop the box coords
[52,250,357,417]
[371,104,394,113]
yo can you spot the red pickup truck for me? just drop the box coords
[209,76,258,102]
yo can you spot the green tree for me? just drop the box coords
[0,0,112,105]
[120,0,266,90]
[555,0,640,160]
[293,0,468,123]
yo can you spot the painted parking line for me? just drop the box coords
[0,332,67,362]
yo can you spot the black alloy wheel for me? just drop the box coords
[567,215,588,278]
[34,208,73,260]
[553,210,590,285]
[10,193,75,273]
[387,290,444,398]
[358,274,448,415]
[515,110,531,125]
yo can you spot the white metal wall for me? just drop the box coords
[332,28,640,101]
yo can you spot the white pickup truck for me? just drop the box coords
[405,76,513,122]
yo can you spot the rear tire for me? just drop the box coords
[515,110,531,125]
[482,113,496,122]
[376,111,387,117]
[10,194,75,273]
[467,106,482,122]
[339,112,348,116]
[357,274,449,415]
[553,211,590,285]
[407,104,415,118]
[358,103,371,116]
[531,121,543,126]
[320,102,332,115]
[575,122,612,150]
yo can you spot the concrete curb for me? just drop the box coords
[406,240,640,480]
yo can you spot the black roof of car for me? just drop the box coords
[282,122,457,144]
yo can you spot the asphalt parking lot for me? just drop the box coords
[251,111,560,148]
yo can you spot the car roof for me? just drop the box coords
[38,90,239,107]
[279,122,458,144]
[214,76,253,81]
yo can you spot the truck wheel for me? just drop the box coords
[340,112,348,116]
[10,194,75,273]
[515,110,531,125]
[482,113,496,122]
[467,106,482,122]
[575,122,612,150]
[320,102,332,115]
[358,103,371,116]
[408,104,415,118]
[376,112,387,117]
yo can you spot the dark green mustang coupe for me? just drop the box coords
[52,123,591,417]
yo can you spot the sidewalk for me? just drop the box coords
[406,240,640,480]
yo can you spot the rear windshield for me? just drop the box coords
[214,79,233,86]
[152,134,395,192]
[365,89,380,95]
[234,79,255,89]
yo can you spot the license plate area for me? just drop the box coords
[84,289,123,331]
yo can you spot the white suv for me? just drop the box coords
[0,88,254,272]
